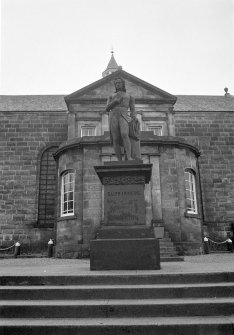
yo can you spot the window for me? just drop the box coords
[81,126,96,137]
[38,146,58,227]
[146,125,162,136]
[61,171,75,216]
[185,170,198,214]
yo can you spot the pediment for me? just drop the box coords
[65,70,176,104]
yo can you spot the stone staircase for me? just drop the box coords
[1,272,234,334]
[160,230,183,261]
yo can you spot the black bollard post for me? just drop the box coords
[14,242,21,258]
[204,237,209,254]
[227,238,233,253]
[47,239,54,258]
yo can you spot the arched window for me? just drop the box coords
[38,146,58,227]
[61,170,75,217]
[184,169,198,214]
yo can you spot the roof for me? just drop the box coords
[102,52,121,77]
[175,95,234,111]
[0,93,233,112]
[65,69,177,102]
[106,53,118,70]
[0,95,67,111]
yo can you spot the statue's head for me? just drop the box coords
[114,77,126,92]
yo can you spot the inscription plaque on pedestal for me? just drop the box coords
[105,184,145,225]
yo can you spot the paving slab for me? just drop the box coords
[0,253,233,276]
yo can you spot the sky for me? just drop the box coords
[0,0,234,95]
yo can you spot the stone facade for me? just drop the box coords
[0,110,67,252]
[54,134,201,257]
[0,70,233,256]
[175,111,234,238]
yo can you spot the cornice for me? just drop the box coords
[67,98,175,106]
[53,134,200,159]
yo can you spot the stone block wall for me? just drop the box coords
[55,144,102,258]
[1,106,233,254]
[159,145,202,254]
[0,111,67,251]
[175,111,234,238]
[55,136,202,257]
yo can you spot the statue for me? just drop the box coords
[105,77,141,161]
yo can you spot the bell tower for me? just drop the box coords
[102,50,122,77]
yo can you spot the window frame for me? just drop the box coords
[81,126,96,137]
[61,170,75,217]
[184,169,198,214]
[146,125,163,136]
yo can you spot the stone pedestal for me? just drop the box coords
[90,161,160,270]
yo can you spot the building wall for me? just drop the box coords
[0,111,67,251]
[55,145,102,258]
[1,107,233,253]
[175,111,234,238]
[54,136,202,257]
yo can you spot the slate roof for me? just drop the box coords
[174,95,234,112]
[0,94,233,112]
[0,95,67,111]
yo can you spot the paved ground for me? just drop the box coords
[0,253,233,276]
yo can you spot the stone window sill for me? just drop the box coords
[184,211,200,219]
[57,215,77,221]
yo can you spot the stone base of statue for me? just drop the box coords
[90,161,160,270]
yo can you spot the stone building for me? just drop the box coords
[0,54,234,257]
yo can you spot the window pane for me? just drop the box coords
[81,127,96,136]
[147,126,162,136]
[61,171,75,216]
[185,180,190,190]
[68,191,73,201]
[184,170,197,214]
[64,173,69,184]
[63,201,68,214]
[64,182,73,193]
[64,193,68,202]
[68,201,73,211]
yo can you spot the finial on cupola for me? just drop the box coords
[224,87,230,96]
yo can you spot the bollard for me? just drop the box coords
[204,237,209,254]
[227,238,233,253]
[47,239,54,258]
[14,242,21,258]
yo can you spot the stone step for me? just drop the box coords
[161,256,184,262]
[159,241,176,246]
[161,249,177,257]
[2,283,234,300]
[159,237,172,242]
[159,239,174,247]
[158,233,181,259]
[1,317,234,335]
[159,246,177,251]
[1,298,234,318]
[1,272,234,286]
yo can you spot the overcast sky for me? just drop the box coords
[1,0,234,95]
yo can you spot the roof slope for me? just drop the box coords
[65,69,176,102]
[0,95,67,111]
[175,95,234,111]
[106,53,118,70]
[0,95,233,112]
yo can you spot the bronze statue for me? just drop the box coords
[105,78,141,161]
